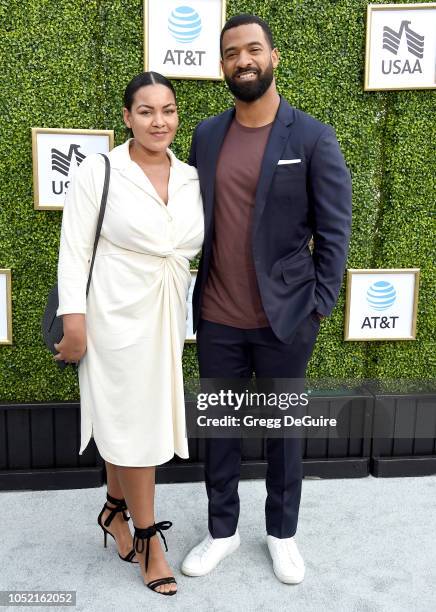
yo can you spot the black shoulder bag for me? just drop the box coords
[41,153,110,370]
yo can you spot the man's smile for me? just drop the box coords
[235,70,258,81]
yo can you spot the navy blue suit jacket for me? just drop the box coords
[189,96,352,343]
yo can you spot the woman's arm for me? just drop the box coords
[55,155,103,361]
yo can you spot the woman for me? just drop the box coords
[54,72,204,596]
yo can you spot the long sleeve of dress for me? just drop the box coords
[56,155,102,316]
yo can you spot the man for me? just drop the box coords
[182,14,352,584]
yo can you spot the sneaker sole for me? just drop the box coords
[273,565,305,584]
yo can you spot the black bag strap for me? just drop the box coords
[86,153,110,296]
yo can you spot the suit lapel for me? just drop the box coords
[253,98,295,230]
[204,108,235,234]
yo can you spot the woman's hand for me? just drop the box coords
[54,314,87,364]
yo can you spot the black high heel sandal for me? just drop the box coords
[97,493,137,563]
[133,521,177,596]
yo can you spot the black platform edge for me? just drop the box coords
[0,467,104,491]
[155,457,369,484]
[371,456,436,478]
[303,457,369,479]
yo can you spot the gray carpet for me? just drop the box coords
[1,475,435,612]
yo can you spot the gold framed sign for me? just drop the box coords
[185,269,197,343]
[0,269,12,345]
[32,128,114,210]
[144,0,226,80]
[364,3,436,91]
[344,269,420,341]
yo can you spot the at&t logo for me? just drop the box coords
[168,6,201,43]
[164,5,205,67]
[361,280,399,330]
[366,280,396,311]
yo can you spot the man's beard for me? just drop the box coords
[225,61,274,102]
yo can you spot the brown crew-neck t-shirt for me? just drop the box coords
[201,117,272,328]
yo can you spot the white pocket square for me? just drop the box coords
[277,159,301,165]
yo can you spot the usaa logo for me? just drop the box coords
[51,144,85,195]
[382,20,424,76]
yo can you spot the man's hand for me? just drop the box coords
[54,314,87,364]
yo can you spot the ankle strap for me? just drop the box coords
[133,521,173,572]
[106,493,127,507]
[103,493,130,526]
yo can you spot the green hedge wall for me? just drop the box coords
[0,0,434,402]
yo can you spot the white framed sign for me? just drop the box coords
[0,269,12,345]
[364,3,436,91]
[344,269,420,341]
[185,270,197,342]
[144,0,226,80]
[32,128,114,210]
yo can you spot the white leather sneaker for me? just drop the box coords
[266,535,305,584]
[181,531,240,576]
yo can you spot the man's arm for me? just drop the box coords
[308,126,352,317]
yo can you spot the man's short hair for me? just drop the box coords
[220,13,275,57]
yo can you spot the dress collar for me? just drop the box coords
[109,138,197,178]
[108,138,197,203]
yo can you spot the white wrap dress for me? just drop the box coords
[56,138,204,466]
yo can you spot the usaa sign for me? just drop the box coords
[365,3,436,90]
[31,128,113,210]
